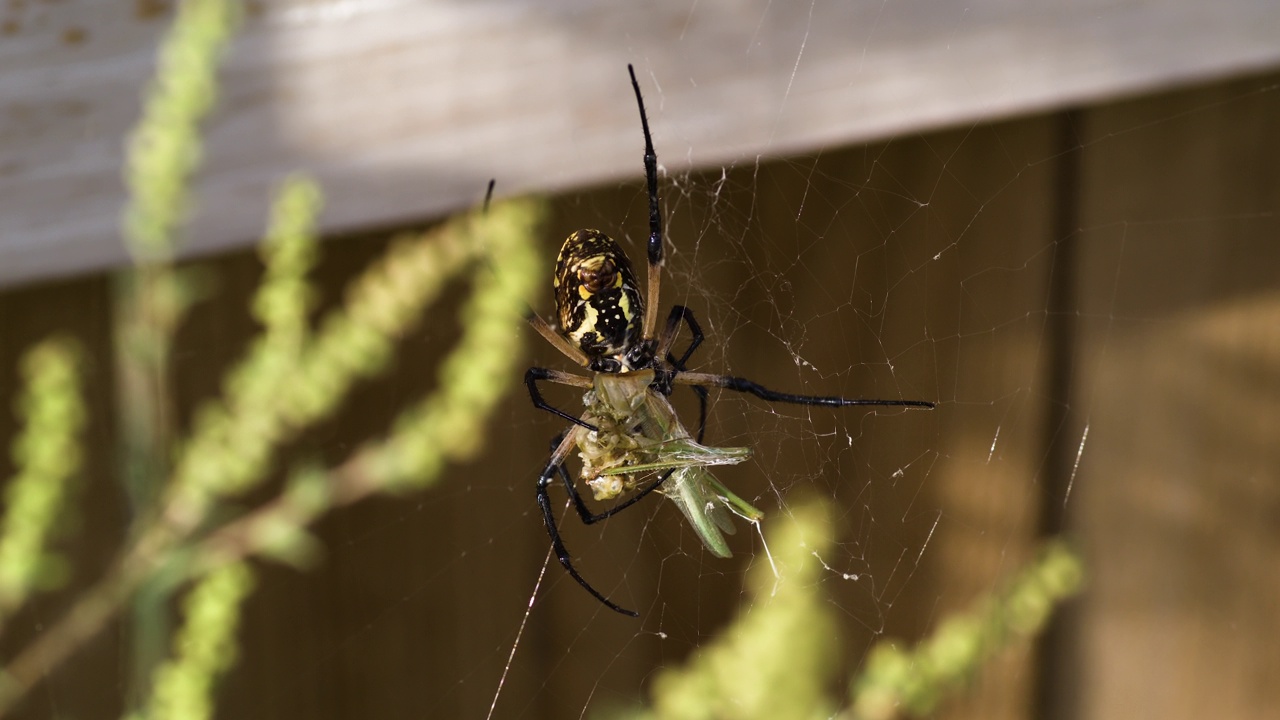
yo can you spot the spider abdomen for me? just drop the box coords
[554,229,645,369]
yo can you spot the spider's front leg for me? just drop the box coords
[675,371,936,409]
[658,304,704,371]
[652,305,709,441]
[525,367,597,431]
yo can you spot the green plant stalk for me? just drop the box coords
[0,198,545,718]
[0,339,85,627]
[122,0,242,261]
[115,0,242,705]
[619,497,841,720]
[136,563,255,720]
[366,198,543,489]
[846,541,1084,720]
[195,198,546,570]
[114,266,178,712]
[0,0,547,714]
[251,176,322,355]
[609,505,1083,720]
[163,175,323,526]
[162,190,526,537]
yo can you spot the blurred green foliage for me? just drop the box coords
[123,0,241,263]
[0,339,85,622]
[613,502,1082,720]
[0,0,544,717]
[849,541,1082,719]
[132,563,255,720]
[622,499,841,720]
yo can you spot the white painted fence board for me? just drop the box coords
[2,0,1278,286]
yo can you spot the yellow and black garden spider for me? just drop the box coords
[526,65,934,617]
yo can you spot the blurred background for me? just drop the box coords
[0,1,1277,718]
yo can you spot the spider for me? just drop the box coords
[525,65,935,617]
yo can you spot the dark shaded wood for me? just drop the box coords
[1065,71,1280,720]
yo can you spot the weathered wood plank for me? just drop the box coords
[2,0,1279,287]
[1065,72,1280,720]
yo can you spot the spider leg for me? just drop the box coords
[525,312,591,368]
[558,462,678,525]
[652,305,711,441]
[688,385,709,443]
[628,64,664,342]
[659,304,932,414]
[525,367,598,431]
[485,182,593,370]
[658,306,708,441]
[673,371,936,409]
[483,178,495,212]
[656,304,702,369]
[536,431,638,617]
[537,470,638,617]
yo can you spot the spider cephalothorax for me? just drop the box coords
[554,229,650,372]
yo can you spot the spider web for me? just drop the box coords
[145,59,1274,720]
[184,55,1277,720]
[452,70,1278,720]
[490,128,1004,701]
